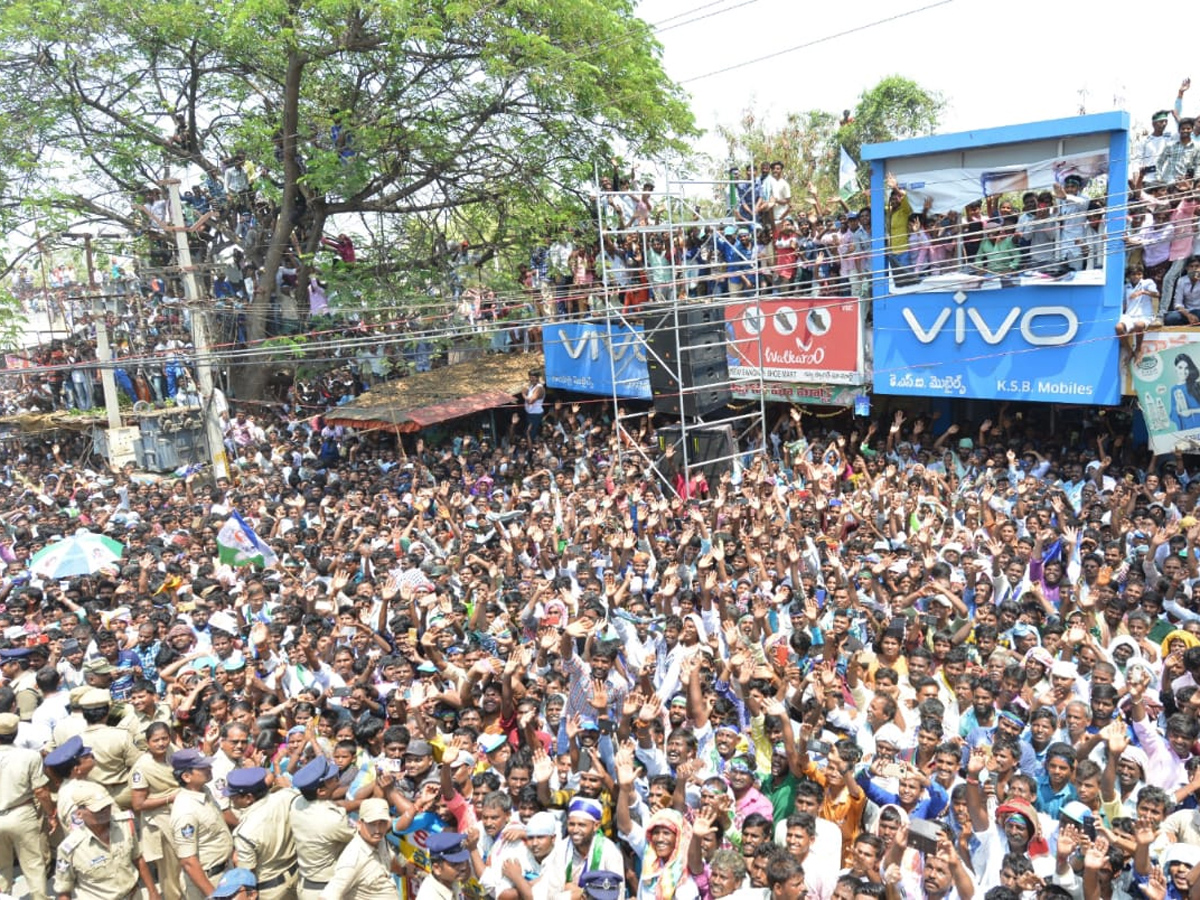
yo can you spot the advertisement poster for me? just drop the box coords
[725,297,864,385]
[544,320,651,399]
[1131,333,1200,453]
[890,149,1109,231]
[730,381,859,406]
[872,285,1121,404]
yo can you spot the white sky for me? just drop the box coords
[640,0,1188,160]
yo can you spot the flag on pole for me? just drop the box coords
[839,146,859,200]
[217,510,278,568]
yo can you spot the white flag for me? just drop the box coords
[839,146,859,200]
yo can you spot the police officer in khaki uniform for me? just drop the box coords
[53,782,161,900]
[210,723,248,828]
[169,748,233,900]
[0,648,41,721]
[290,758,355,900]
[227,768,297,900]
[0,712,53,900]
[128,678,172,748]
[44,736,96,830]
[415,833,471,900]
[76,688,140,810]
[319,797,397,900]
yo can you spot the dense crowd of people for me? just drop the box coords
[8,83,1200,900]
[0,396,1190,900]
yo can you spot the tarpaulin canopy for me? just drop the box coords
[326,350,542,433]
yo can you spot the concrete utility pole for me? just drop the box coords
[162,179,230,480]
[65,233,121,430]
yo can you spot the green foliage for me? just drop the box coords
[839,75,946,154]
[0,0,697,394]
[0,286,25,352]
[261,335,310,360]
[715,76,943,211]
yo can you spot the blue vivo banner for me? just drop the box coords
[872,284,1121,404]
[544,321,651,399]
[862,112,1129,406]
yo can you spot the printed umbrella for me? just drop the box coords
[29,532,125,579]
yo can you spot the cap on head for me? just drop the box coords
[83,658,116,676]
[478,733,508,754]
[359,797,391,824]
[79,688,113,709]
[45,735,93,768]
[75,781,116,813]
[405,739,433,758]
[292,756,341,792]
[580,870,625,900]
[171,748,214,773]
[427,832,471,864]
[525,811,559,837]
[208,868,257,900]
[224,767,269,796]
[0,713,19,736]
[1060,801,1093,824]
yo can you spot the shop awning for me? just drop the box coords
[325,349,542,432]
[403,390,520,429]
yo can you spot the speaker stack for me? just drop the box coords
[655,422,737,482]
[643,308,732,417]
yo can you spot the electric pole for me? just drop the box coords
[162,179,230,480]
[65,233,121,430]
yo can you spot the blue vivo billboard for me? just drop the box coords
[544,320,651,399]
[863,112,1129,404]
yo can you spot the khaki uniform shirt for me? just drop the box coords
[416,875,462,900]
[82,724,140,789]
[292,796,356,883]
[170,787,232,873]
[59,778,95,828]
[53,811,141,900]
[209,750,239,814]
[0,744,48,811]
[130,753,178,860]
[11,669,40,721]
[231,788,297,881]
[131,704,172,748]
[319,833,397,900]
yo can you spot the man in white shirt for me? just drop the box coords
[481,811,559,900]
[757,162,791,229]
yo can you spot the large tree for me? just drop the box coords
[0,0,695,394]
[716,75,943,209]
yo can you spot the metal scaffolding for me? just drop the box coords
[592,164,774,496]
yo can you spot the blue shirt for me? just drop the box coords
[1035,774,1077,819]
[856,770,950,820]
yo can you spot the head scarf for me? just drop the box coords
[567,797,603,822]
[641,808,692,900]
[1106,635,1143,673]
[1022,646,1054,675]
[996,798,1049,856]
[1120,745,1150,779]
[1161,629,1200,657]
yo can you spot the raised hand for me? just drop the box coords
[1103,720,1129,755]
[614,743,637,787]
[589,679,610,712]
[1083,835,1111,871]
[531,747,555,783]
